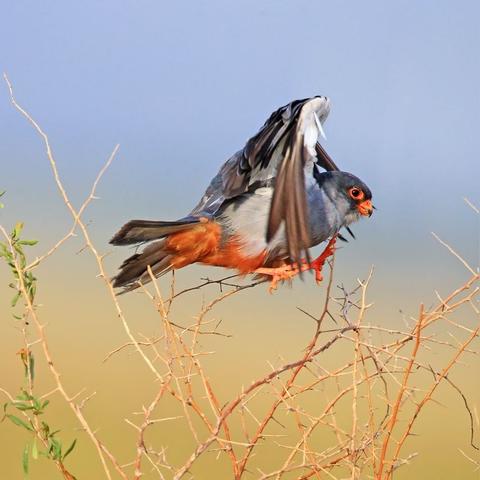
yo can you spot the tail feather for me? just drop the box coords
[110,216,204,245]
[112,240,173,291]
[111,217,221,293]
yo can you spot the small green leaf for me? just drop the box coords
[13,222,24,240]
[16,391,32,401]
[49,437,62,460]
[14,243,24,254]
[31,440,38,460]
[13,403,35,412]
[6,414,34,432]
[62,439,77,460]
[40,421,49,438]
[22,444,29,475]
[11,291,21,307]
[28,284,36,302]
[32,397,41,412]
[19,240,38,246]
[28,356,35,384]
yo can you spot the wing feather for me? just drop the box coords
[193,96,339,264]
[261,97,335,263]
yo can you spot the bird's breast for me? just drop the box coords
[214,184,346,265]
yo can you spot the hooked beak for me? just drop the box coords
[357,199,374,217]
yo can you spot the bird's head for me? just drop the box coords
[317,171,374,222]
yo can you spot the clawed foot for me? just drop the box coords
[255,263,303,293]
[309,235,337,284]
[254,236,337,293]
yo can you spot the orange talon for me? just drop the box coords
[255,263,301,293]
[309,236,337,285]
[254,236,337,291]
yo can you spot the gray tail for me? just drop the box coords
[110,216,202,292]
[110,216,202,245]
[112,240,174,292]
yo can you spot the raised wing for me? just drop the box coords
[192,97,339,264]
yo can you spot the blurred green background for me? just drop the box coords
[1,1,479,478]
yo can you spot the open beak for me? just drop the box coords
[357,199,374,217]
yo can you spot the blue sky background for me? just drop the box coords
[1,0,479,307]
[0,2,479,478]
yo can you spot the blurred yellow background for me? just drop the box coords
[0,234,478,478]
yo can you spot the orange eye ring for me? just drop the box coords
[348,187,365,201]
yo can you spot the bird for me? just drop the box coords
[110,96,373,293]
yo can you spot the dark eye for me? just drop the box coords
[348,187,364,200]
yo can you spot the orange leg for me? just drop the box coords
[255,236,337,293]
[309,235,337,284]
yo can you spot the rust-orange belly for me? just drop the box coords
[164,222,266,274]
